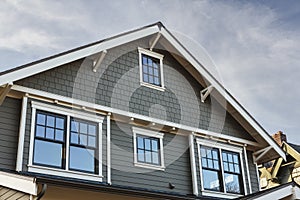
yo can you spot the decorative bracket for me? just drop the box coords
[253,146,273,163]
[93,50,107,72]
[200,85,214,103]
[149,32,161,51]
[0,82,13,105]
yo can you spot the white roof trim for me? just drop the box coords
[0,171,37,195]
[0,22,285,160]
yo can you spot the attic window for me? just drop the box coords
[138,47,164,91]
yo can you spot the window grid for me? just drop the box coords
[33,110,99,174]
[33,111,66,169]
[137,135,160,165]
[141,54,161,86]
[69,118,98,174]
[200,146,223,192]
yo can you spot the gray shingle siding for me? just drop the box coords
[110,120,193,195]
[0,97,21,170]
[247,150,259,192]
[16,39,253,141]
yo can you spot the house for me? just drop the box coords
[0,22,286,199]
[259,131,300,189]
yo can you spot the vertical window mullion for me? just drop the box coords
[65,115,70,171]
[219,149,226,193]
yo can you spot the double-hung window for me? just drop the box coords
[197,139,245,198]
[29,101,104,182]
[132,127,165,170]
[138,47,164,90]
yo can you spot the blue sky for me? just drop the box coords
[1,0,300,143]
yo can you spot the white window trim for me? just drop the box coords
[196,138,246,199]
[28,101,104,182]
[132,127,165,171]
[138,47,165,91]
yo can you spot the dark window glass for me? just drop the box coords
[69,118,98,174]
[141,54,161,86]
[136,135,160,165]
[33,111,66,168]
[200,146,222,192]
[222,151,243,194]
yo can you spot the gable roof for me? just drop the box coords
[0,22,285,163]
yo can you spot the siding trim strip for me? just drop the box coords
[189,133,198,196]
[244,145,252,194]
[107,113,111,185]
[16,95,28,171]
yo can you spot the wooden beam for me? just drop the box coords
[93,50,107,72]
[0,83,13,105]
[149,33,161,51]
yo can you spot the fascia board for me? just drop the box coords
[0,26,159,86]
[160,28,286,161]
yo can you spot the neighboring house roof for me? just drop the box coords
[0,170,37,199]
[288,142,300,153]
[0,22,285,163]
[238,181,300,200]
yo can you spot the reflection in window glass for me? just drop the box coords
[69,146,95,173]
[202,169,220,191]
[33,140,62,167]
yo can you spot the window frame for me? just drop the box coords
[138,47,165,91]
[132,127,165,170]
[197,138,246,198]
[28,101,104,182]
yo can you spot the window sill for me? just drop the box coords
[140,82,165,92]
[134,162,165,171]
[28,165,103,182]
[201,190,243,199]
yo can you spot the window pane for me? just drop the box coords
[56,118,64,129]
[229,163,234,172]
[212,151,218,160]
[152,152,159,164]
[202,169,221,191]
[148,58,152,65]
[33,140,62,167]
[143,65,148,73]
[46,128,54,140]
[233,155,239,164]
[213,161,219,170]
[137,137,144,149]
[143,74,148,82]
[151,139,158,151]
[201,148,207,157]
[37,114,46,125]
[36,125,45,138]
[70,146,95,173]
[145,151,151,163]
[148,76,153,84]
[145,138,151,150]
[222,152,227,161]
[223,163,229,171]
[208,159,213,168]
[234,164,240,174]
[55,130,64,141]
[207,150,212,158]
[46,116,55,127]
[80,134,87,146]
[153,63,158,69]
[142,56,147,65]
[228,154,233,162]
[137,149,144,162]
[88,125,96,136]
[88,136,96,148]
[71,132,79,144]
[71,121,79,132]
[202,158,207,168]
[148,67,153,74]
[225,173,241,194]
[154,69,158,76]
[80,123,88,134]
